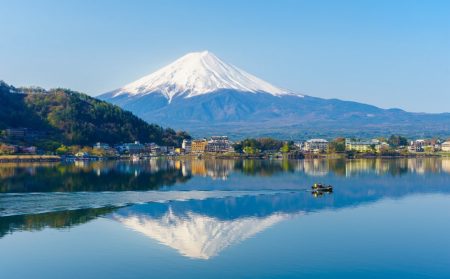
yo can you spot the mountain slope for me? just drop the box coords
[0,81,190,147]
[105,51,299,102]
[99,51,450,138]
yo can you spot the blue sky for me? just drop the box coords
[0,0,449,112]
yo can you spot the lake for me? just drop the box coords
[1,158,449,278]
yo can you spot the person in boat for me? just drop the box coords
[312,183,333,191]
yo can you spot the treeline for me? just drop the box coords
[233,138,293,154]
[233,135,410,155]
[0,81,190,150]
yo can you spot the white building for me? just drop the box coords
[303,139,328,153]
[442,141,450,152]
[93,142,110,150]
[182,139,192,153]
[206,136,233,153]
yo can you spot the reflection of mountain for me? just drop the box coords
[117,209,290,259]
[114,193,313,259]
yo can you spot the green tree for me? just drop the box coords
[281,143,290,153]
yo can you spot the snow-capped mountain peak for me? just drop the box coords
[112,51,298,102]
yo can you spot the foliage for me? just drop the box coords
[280,143,290,153]
[328,137,346,153]
[234,137,285,154]
[388,135,408,147]
[0,82,190,149]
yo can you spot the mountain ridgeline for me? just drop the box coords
[0,81,190,147]
[99,51,450,139]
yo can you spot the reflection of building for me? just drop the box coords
[191,159,207,176]
[302,159,329,176]
[442,158,450,173]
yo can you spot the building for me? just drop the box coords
[93,142,110,150]
[408,139,426,152]
[206,136,233,153]
[294,142,304,150]
[0,144,18,154]
[191,139,208,154]
[345,139,380,152]
[5,128,27,139]
[19,146,37,154]
[117,141,145,154]
[442,141,450,152]
[160,146,175,155]
[145,143,161,155]
[303,139,328,153]
[182,139,192,153]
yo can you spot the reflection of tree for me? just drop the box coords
[0,161,191,193]
[1,158,448,194]
[0,207,117,238]
[327,159,346,176]
[235,159,295,176]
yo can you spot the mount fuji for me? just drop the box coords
[99,51,450,138]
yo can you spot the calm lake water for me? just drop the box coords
[1,158,450,278]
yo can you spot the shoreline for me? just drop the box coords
[1,152,448,163]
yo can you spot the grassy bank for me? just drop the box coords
[0,155,61,162]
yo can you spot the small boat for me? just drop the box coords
[311,183,333,192]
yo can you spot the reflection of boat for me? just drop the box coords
[131,155,141,162]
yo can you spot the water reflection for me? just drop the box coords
[1,158,450,193]
[0,207,117,238]
[115,194,301,259]
[1,157,450,260]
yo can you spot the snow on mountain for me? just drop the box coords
[111,51,300,102]
[99,51,450,138]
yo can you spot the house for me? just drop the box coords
[145,143,161,155]
[19,146,37,154]
[408,139,426,152]
[0,144,18,154]
[191,139,208,154]
[5,128,27,139]
[206,136,233,153]
[117,141,145,154]
[345,139,380,152]
[442,141,450,152]
[294,142,304,150]
[93,142,110,150]
[161,146,175,154]
[303,139,328,153]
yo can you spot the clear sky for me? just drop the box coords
[1,0,449,112]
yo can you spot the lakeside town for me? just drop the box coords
[0,127,449,162]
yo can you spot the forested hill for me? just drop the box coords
[0,81,190,147]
